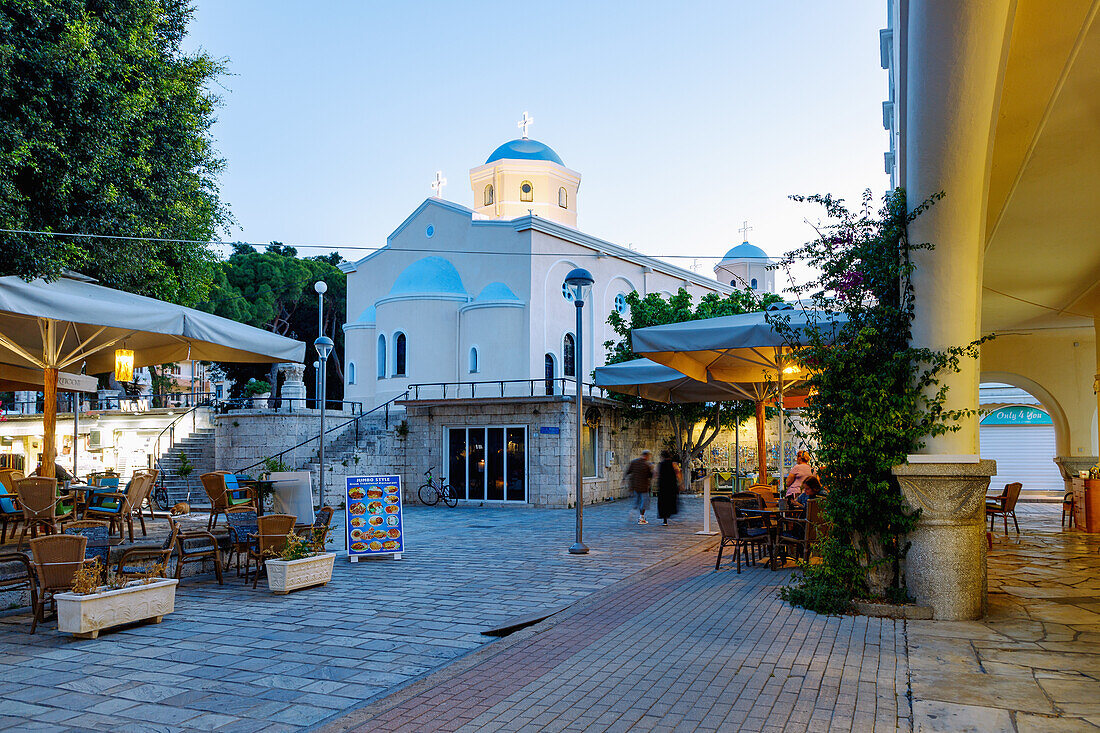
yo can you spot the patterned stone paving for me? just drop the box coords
[909,503,1100,732]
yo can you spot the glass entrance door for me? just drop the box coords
[447,426,527,502]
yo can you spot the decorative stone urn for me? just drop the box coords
[55,578,178,639]
[265,552,336,594]
[251,392,272,409]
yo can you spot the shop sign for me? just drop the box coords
[539,426,560,435]
[980,406,1052,426]
[345,475,403,562]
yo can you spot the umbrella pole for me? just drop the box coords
[755,399,766,485]
[42,367,57,479]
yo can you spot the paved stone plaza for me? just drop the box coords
[1,500,1098,732]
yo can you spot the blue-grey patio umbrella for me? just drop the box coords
[630,306,845,482]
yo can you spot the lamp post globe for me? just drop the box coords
[314,280,328,295]
[563,268,594,555]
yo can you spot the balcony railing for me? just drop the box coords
[406,378,609,401]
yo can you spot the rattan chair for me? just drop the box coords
[711,496,769,573]
[224,505,259,575]
[987,482,1023,536]
[170,516,224,584]
[84,471,152,542]
[116,517,178,577]
[0,469,24,543]
[200,472,256,529]
[0,552,37,632]
[1062,490,1075,529]
[248,514,296,588]
[745,483,781,510]
[295,505,334,537]
[28,534,86,634]
[63,520,111,566]
[14,477,72,549]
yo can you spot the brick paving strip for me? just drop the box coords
[314,542,910,733]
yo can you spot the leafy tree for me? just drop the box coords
[774,189,984,612]
[201,244,346,402]
[0,0,228,305]
[604,287,782,484]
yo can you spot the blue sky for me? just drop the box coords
[184,1,890,282]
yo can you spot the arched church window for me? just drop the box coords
[348,362,357,385]
[469,347,479,374]
[484,184,494,206]
[563,333,576,378]
[377,335,387,379]
[544,354,556,395]
[558,187,568,208]
[394,332,407,376]
[751,278,758,289]
[520,181,534,203]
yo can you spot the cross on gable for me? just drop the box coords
[431,170,447,198]
[518,111,534,138]
[738,220,753,242]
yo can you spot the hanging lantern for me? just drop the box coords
[114,349,134,382]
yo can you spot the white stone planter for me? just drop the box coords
[265,552,336,594]
[250,392,272,409]
[55,578,178,639]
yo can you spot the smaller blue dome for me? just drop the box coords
[486,138,564,166]
[721,242,769,261]
[389,257,467,296]
[475,282,522,302]
[356,305,376,323]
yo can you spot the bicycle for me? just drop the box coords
[418,467,458,507]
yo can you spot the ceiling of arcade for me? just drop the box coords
[981,0,1100,334]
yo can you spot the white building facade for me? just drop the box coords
[341,133,766,410]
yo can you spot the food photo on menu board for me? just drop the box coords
[345,475,403,557]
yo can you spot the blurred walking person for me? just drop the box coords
[623,449,654,525]
[656,451,681,526]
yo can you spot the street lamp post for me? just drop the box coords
[564,268,594,555]
[313,360,320,408]
[314,281,331,505]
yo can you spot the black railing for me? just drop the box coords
[234,391,409,475]
[214,397,363,414]
[406,378,609,401]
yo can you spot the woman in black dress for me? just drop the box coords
[656,451,681,526]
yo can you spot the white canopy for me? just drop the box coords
[0,275,305,373]
[593,358,805,404]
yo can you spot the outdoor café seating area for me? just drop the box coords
[0,466,334,635]
[710,483,826,574]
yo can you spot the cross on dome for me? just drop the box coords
[517,111,534,138]
[431,170,447,198]
[738,220,753,242]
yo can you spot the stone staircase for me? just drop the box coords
[303,415,403,504]
[156,428,216,508]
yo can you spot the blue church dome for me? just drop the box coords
[485,138,564,166]
[356,305,376,323]
[389,257,467,296]
[474,282,522,302]
[721,242,770,261]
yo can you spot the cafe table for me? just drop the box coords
[739,508,797,570]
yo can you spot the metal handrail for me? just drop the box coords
[406,377,609,400]
[152,401,214,507]
[234,391,410,475]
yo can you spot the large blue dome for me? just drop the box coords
[389,257,467,296]
[721,242,770,261]
[486,138,564,166]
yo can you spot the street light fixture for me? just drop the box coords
[564,267,594,555]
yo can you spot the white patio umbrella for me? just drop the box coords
[631,306,844,483]
[0,274,305,478]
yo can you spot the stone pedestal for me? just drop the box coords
[893,459,997,621]
[278,363,307,411]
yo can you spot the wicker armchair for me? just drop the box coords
[170,516,224,584]
[200,472,256,529]
[14,477,73,549]
[224,506,259,575]
[63,520,111,566]
[0,469,24,543]
[745,483,781,510]
[0,552,37,632]
[987,482,1023,536]
[248,514,296,588]
[28,534,86,634]
[295,505,335,537]
[83,472,152,542]
[711,496,769,573]
[116,518,179,578]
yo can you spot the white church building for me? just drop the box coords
[341,119,775,411]
[335,118,778,506]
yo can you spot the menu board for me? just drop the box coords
[345,475,403,562]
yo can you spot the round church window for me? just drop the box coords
[614,293,628,314]
[561,282,575,301]
[425,225,435,238]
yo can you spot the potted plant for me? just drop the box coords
[257,456,289,511]
[55,561,178,639]
[265,525,335,595]
[244,379,272,408]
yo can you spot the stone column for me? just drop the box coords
[278,363,306,412]
[900,1,1013,620]
[893,459,996,620]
